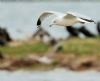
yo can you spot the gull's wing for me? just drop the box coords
[37,11,63,26]
[65,11,95,23]
[63,12,76,19]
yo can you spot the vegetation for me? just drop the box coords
[62,38,100,56]
[0,38,100,57]
[0,41,48,57]
[0,38,100,71]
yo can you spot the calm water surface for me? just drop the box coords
[0,68,100,81]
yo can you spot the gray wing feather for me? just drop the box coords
[37,11,62,26]
[63,13,76,19]
[64,11,95,23]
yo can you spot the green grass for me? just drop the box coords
[0,38,100,57]
[0,42,48,57]
[62,38,100,56]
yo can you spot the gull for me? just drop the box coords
[37,11,95,27]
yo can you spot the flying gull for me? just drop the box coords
[37,11,95,28]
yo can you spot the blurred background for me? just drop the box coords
[0,0,100,81]
[0,0,99,40]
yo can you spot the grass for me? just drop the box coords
[0,38,100,71]
[0,41,49,57]
[0,38,100,57]
[62,38,100,56]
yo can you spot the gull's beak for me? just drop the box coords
[49,24,53,27]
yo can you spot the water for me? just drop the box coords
[0,68,100,81]
[0,2,100,40]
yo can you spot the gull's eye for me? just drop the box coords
[54,21,56,23]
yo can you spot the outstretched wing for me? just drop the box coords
[65,11,95,23]
[63,12,76,19]
[37,11,63,26]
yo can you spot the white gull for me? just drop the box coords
[37,11,95,27]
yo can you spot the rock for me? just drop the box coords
[0,54,40,71]
[70,56,98,71]
[0,59,16,71]
[26,54,54,64]
[10,57,39,68]
[59,54,76,70]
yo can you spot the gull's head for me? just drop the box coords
[49,19,57,27]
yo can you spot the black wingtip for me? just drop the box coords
[80,17,95,23]
[93,21,96,24]
[37,18,41,26]
[90,19,96,24]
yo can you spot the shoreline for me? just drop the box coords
[0,38,100,71]
[0,53,100,71]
